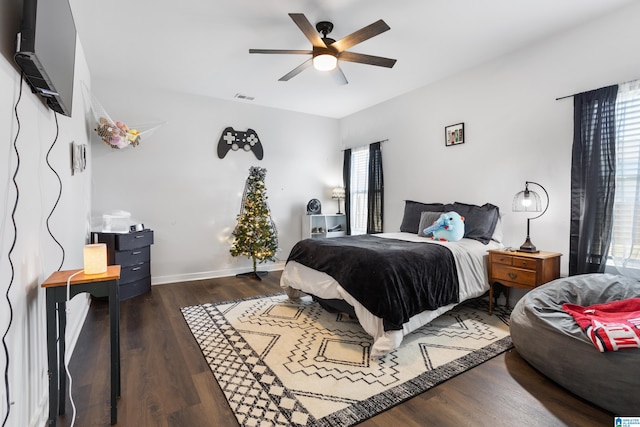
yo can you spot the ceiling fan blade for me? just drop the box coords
[339,51,397,68]
[278,58,313,81]
[289,13,326,48]
[330,19,390,53]
[249,49,312,55]
[331,66,348,85]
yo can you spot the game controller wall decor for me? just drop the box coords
[217,127,264,160]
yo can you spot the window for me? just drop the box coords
[609,82,640,272]
[349,146,369,235]
[343,142,384,235]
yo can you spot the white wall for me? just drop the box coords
[90,81,341,284]
[90,2,640,283]
[0,3,94,425]
[340,2,640,276]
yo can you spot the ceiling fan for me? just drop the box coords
[249,13,397,85]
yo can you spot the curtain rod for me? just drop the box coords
[341,139,388,152]
[556,78,639,101]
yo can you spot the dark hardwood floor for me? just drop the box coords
[59,271,613,426]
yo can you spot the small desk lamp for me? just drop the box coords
[332,187,346,214]
[83,243,107,274]
[512,181,548,253]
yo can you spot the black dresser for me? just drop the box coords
[93,229,153,300]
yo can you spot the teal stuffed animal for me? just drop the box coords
[422,211,465,242]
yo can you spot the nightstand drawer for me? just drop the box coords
[511,256,537,270]
[119,276,151,301]
[114,246,150,267]
[491,254,514,266]
[120,261,150,284]
[114,229,154,250]
[492,264,536,287]
[95,229,154,251]
[490,253,538,271]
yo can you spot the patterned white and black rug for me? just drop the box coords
[181,294,512,426]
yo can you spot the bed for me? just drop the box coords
[280,201,502,357]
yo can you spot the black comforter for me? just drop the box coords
[286,235,459,331]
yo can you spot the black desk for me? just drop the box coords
[41,265,121,426]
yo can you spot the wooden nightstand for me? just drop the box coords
[487,249,562,315]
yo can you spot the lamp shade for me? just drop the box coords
[332,187,345,199]
[512,181,549,253]
[313,53,337,71]
[83,243,107,274]
[512,184,542,212]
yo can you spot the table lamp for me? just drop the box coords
[512,181,548,253]
[83,243,107,274]
[332,187,346,214]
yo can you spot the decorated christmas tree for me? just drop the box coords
[230,166,278,279]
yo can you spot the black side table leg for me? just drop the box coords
[46,291,58,427]
[57,301,67,415]
[109,282,119,424]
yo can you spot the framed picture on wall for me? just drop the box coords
[70,141,87,175]
[445,123,465,147]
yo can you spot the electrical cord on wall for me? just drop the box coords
[2,72,24,427]
[2,77,72,426]
[48,110,77,425]
[46,112,65,271]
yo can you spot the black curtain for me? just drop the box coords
[569,85,618,275]
[343,149,352,235]
[366,142,384,234]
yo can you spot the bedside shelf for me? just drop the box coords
[302,214,346,239]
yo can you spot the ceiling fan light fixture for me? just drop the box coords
[249,14,395,82]
[313,53,337,71]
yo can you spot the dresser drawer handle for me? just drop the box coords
[131,266,141,271]
[132,251,142,255]
[135,235,145,239]
[508,272,518,280]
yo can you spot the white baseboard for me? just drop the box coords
[151,262,285,285]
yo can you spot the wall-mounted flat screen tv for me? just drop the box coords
[14,0,77,117]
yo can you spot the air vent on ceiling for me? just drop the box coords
[234,93,255,101]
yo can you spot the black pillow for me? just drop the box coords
[400,200,445,233]
[444,202,500,244]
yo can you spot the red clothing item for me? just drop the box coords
[562,298,640,352]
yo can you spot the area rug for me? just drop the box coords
[181,294,512,426]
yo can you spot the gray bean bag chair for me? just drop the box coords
[510,273,640,415]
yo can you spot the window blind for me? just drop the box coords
[609,85,640,268]
[349,147,369,235]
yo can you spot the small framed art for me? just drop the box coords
[445,123,465,147]
[70,141,87,175]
